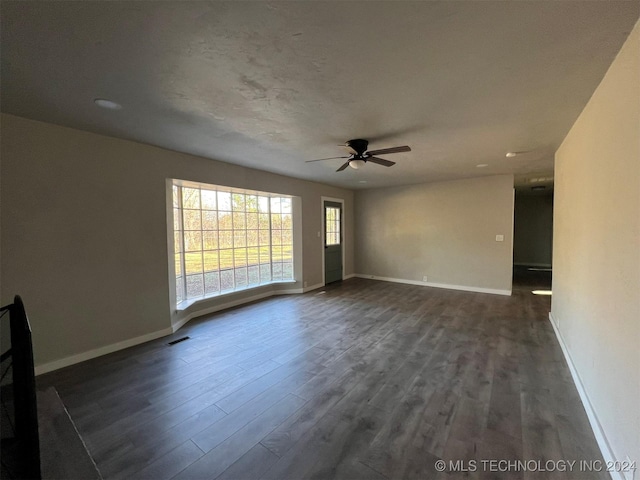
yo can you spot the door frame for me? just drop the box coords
[321,196,345,286]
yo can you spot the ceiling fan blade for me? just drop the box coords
[306,156,349,163]
[336,161,350,172]
[366,145,411,156]
[367,156,396,167]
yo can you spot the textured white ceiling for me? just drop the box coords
[2,2,638,189]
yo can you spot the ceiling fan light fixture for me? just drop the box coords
[350,159,366,169]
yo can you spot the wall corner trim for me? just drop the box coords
[353,274,511,296]
[34,327,174,376]
[548,312,625,480]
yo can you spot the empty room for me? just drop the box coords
[1,2,638,480]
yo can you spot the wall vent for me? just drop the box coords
[167,336,190,345]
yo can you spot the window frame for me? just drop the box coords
[171,180,295,306]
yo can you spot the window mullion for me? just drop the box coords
[198,188,204,299]
[268,197,273,282]
[178,186,187,302]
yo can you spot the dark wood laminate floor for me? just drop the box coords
[38,278,606,480]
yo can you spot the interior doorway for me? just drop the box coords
[513,187,554,292]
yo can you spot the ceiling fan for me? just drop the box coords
[306,139,411,172]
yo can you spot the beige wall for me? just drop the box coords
[354,175,514,294]
[513,192,554,267]
[552,20,639,469]
[0,114,354,369]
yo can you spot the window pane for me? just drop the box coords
[233,231,246,248]
[173,185,181,208]
[247,247,259,265]
[202,211,217,230]
[272,262,283,280]
[271,214,282,229]
[219,250,234,269]
[218,212,232,230]
[247,213,258,229]
[175,253,182,276]
[248,266,259,285]
[235,268,248,288]
[232,193,245,211]
[184,231,202,252]
[182,188,200,209]
[259,246,270,263]
[183,209,201,230]
[233,212,246,229]
[203,231,218,250]
[201,189,217,210]
[220,269,234,291]
[186,274,204,298]
[247,230,259,247]
[176,276,184,303]
[270,197,281,213]
[260,264,271,283]
[246,195,258,212]
[203,251,219,272]
[281,198,292,214]
[258,214,270,229]
[204,272,220,294]
[282,245,293,262]
[325,207,341,246]
[282,262,293,280]
[174,232,182,253]
[184,252,203,274]
[219,231,233,249]
[259,230,270,246]
[258,196,269,213]
[173,209,181,231]
[234,248,247,267]
[218,191,231,211]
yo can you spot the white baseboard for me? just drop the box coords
[353,274,511,296]
[37,286,313,375]
[35,327,173,376]
[549,313,626,480]
[302,282,325,293]
[33,275,508,376]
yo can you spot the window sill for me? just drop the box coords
[176,280,297,312]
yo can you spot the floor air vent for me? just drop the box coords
[167,336,190,345]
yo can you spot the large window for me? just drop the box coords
[172,181,294,304]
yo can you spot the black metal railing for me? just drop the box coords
[1,295,41,479]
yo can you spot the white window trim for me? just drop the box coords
[170,179,296,307]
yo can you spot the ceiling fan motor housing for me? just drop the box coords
[346,139,369,158]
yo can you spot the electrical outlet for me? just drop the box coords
[495,234,504,242]
[304,281,308,288]
[422,276,428,282]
